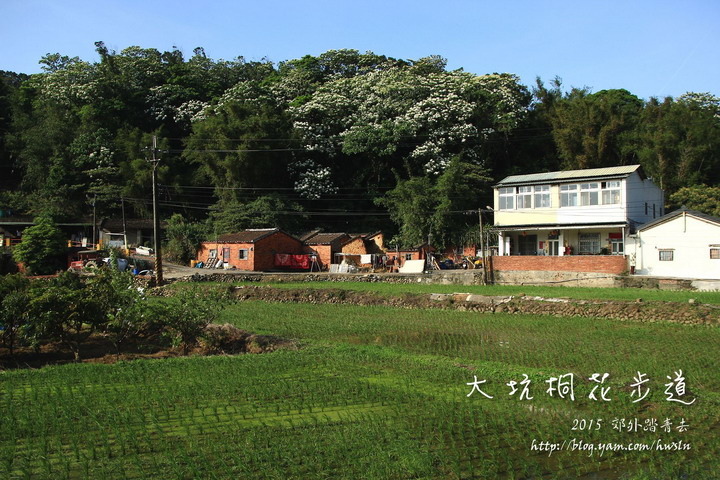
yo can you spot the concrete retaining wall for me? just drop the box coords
[492,270,618,287]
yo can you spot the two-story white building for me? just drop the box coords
[492,165,664,262]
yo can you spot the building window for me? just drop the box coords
[404,253,413,261]
[209,249,217,258]
[611,239,624,255]
[579,233,601,254]
[560,184,578,207]
[238,249,249,260]
[534,185,551,208]
[580,183,600,206]
[710,248,720,259]
[517,186,533,209]
[499,187,514,210]
[601,181,621,205]
[659,250,674,261]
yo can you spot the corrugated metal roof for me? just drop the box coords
[492,222,628,231]
[637,207,720,231]
[496,165,642,186]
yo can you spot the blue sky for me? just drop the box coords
[2,0,718,100]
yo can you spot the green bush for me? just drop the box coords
[11,217,68,275]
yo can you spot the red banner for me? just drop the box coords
[274,254,311,270]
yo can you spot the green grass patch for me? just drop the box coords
[2,299,718,479]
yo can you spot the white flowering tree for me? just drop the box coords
[290,68,528,177]
[290,65,529,242]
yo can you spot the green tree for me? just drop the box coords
[636,93,720,195]
[161,286,222,355]
[549,88,643,169]
[88,268,147,355]
[184,101,294,199]
[431,160,492,247]
[0,274,31,355]
[668,185,720,216]
[378,160,491,249]
[164,213,208,265]
[208,195,306,235]
[376,176,436,248]
[12,217,67,274]
[26,271,105,360]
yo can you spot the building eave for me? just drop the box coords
[493,222,628,232]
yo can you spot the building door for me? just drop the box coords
[548,239,560,256]
[222,247,230,262]
[518,235,537,255]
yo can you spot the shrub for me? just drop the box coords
[12,217,67,275]
[161,286,222,354]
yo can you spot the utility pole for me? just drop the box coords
[478,208,486,285]
[92,194,97,249]
[121,197,128,251]
[148,136,164,285]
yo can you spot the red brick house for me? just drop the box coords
[337,232,386,267]
[197,228,306,271]
[302,232,351,270]
[385,244,434,271]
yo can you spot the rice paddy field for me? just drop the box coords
[1,284,719,479]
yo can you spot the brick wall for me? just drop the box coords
[254,233,305,271]
[198,242,254,270]
[304,244,333,269]
[341,237,367,255]
[491,255,628,274]
[198,232,305,271]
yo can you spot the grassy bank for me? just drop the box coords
[226,280,720,304]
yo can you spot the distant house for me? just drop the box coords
[99,218,155,248]
[337,232,386,267]
[1,215,94,248]
[385,244,433,271]
[491,165,664,275]
[197,228,306,271]
[303,232,351,270]
[629,208,720,279]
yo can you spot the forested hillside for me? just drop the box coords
[1,44,718,248]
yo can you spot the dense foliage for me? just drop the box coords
[0,270,225,359]
[1,45,719,248]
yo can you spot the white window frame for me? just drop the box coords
[560,184,578,207]
[580,183,600,206]
[238,248,249,260]
[601,181,621,205]
[579,233,601,254]
[498,187,514,210]
[516,186,533,209]
[209,249,217,258]
[659,249,674,261]
[533,185,551,208]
